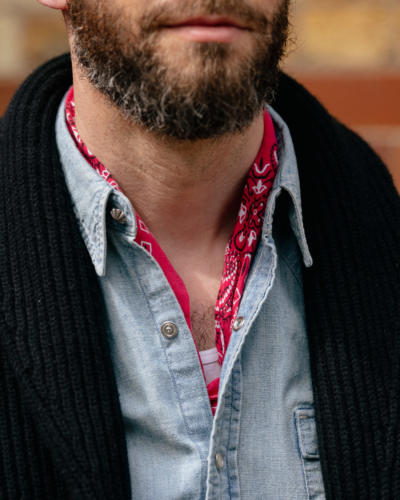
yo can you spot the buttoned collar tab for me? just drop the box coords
[263,106,313,268]
[107,193,137,237]
[55,93,136,276]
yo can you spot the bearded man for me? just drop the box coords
[0,0,399,498]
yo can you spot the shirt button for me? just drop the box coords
[161,321,179,339]
[233,316,245,331]
[110,208,127,224]
[215,452,224,470]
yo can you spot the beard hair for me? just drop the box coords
[67,0,290,141]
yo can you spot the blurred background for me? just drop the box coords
[0,0,399,189]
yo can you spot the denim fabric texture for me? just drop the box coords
[56,95,325,500]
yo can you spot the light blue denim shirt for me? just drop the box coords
[56,95,326,500]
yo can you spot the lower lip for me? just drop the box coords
[164,25,246,43]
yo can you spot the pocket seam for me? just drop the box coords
[294,405,325,500]
[294,406,320,459]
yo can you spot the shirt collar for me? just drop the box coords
[56,93,312,277]
[263,105,313,268]
[55,92,137,276]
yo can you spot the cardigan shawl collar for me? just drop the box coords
[0,54,399,499]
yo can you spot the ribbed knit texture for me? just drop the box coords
[0,54,399,499]
[274,80,400,499]
[0,55,131,498]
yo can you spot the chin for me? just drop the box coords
[157,35,255,75]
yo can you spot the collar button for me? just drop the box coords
[110,208,127,224]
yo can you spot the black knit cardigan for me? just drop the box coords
[0,54,399,499]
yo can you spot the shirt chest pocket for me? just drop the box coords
[294,406,326,500]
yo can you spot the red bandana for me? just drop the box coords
[65,87,278,414]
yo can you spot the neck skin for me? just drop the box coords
[73,68,264,262]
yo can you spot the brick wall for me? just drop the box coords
[285,0,400,73]
[1,0,399,78]
[0,1,67,79]
[1,0,399,189]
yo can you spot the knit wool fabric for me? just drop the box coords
[0,54,399,499]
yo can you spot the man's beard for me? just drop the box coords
[67,0,290,140]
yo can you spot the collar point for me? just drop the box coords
[304,254,314,268]
[93,259,107,277]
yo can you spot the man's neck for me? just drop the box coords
[73,73,264,253]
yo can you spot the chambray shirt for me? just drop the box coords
[56,96,326,500]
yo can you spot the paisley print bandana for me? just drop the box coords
[215,118,278,362]
[65,87,278,414]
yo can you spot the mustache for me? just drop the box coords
[140,0,270,33]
